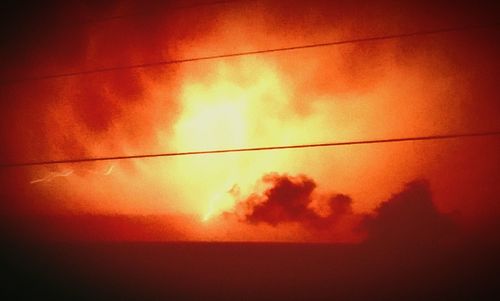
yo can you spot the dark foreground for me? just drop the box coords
[1,241,499,300]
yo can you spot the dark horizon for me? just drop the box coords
[3,238,499,300]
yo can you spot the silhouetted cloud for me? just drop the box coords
[360,179,455,247]
[232,174,456,245]
[233,173,354,229]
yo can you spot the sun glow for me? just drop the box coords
[174,82,249,151]
[167,58,300,220]
[172,59,291,151]
[161,57,369,220]
[202,182,238,222]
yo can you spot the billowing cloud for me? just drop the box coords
[360,179,456,247]
[228,173,456,245]
[230,173,354,229]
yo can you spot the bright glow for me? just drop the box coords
[160,58,374,219]
[202,183,236,222]
[174,82,249,150]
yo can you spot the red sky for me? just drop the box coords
[1,0,499,242]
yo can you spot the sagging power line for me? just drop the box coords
[1,22,498,85]
[1,130,499,168]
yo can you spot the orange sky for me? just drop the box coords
[1,0,499,242]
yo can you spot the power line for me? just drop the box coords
[1,130,499,168]
[1,22,498,85]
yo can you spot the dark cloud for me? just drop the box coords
[360,179,456,247]
[233,174,456,245]
[234,173,354,229]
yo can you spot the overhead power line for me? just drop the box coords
[1,22,498,85]
[1,130,499,168]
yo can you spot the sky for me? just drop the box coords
[0,0,500,243]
